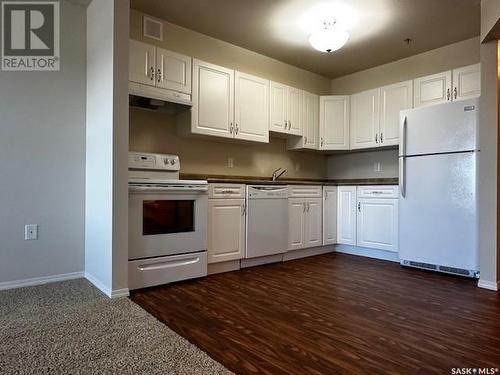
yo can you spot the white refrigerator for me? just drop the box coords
[399,98,479,278]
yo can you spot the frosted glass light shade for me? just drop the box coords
[309,28,349,53]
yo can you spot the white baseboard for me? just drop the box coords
[0,271,84,291]
[241,254,284,268]
[335,244,400,263]
[85,273,129,298]
[478,279,499,291]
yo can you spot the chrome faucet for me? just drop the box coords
[272,167,287,181]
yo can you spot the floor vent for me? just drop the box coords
[408,261,437,270]
[439,266,470,276]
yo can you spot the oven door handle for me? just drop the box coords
[129,185,208,193]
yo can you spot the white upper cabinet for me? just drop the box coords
[319,95,350,150]
[129,39,156,86]
[208,198,246,264]
[452,63,481,101]
[337,186,357,246]
[379,80,413,147]
[234,71,269,143]
[413,70,452,108]
[288,91,319,150]
[323,186,337,245]
[192,59,234,138]
[288,87,303,136]
[270,81,288,133]
[155,47,192,94]
[350,88,380,149]
[270,81,303,136]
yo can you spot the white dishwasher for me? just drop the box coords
[246,185,289,258]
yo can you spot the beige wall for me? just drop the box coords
[330,37,480,95]
[130,109,326,179]
[129,9,329,179]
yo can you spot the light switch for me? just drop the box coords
[227,157,234,168]
[25,224,38,240]
[374,162,381,172]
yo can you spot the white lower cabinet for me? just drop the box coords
[208,196,246,264]
[336,186,357,245]
[322,186,337,245]
[356,197,399,252]
[288,186,322,251]
[288,198,306,251]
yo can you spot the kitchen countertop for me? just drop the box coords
[180,174,398,186]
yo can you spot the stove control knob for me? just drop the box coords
[163,158,169,165]
[170,159,177,165]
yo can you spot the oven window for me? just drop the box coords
[143,200,195,235]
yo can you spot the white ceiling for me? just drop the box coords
[130,0,480,79]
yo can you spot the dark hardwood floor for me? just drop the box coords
[130,253,500,375]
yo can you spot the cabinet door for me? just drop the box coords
[302,92,319,149]
[356,198,398,252]
[350,88,380,149]
[319,95,350,150]
[234,71,269,143]
[156,48,192,94]
[192,59,234,139]
[413,70,452,108]
[452,64,481,101]
[337,186,357,246]
[270,81,288,133]
[288,87,303,136]
[323,186,337,245]
[129,39,155,86]
[380,80,413,147]
[288,198,306,251]
[208,199,245,263]
[305,198,322,248]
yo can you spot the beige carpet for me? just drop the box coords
[0,279,232,375]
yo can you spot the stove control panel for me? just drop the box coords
[129,152,180,171]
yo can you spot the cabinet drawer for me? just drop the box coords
[357,185,399,199]
[289,185,322,198]
[209,184,246,199]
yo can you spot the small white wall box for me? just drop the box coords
[143,16,163,41]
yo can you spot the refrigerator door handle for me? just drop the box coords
[401,115,407,156]
[399,157,406,198]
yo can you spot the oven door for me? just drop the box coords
[128,187,208,260]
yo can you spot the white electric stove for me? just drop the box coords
[128,152,208,290]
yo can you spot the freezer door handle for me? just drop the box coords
[400,115,407,156]
[399,157,406,198]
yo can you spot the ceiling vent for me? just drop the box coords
[143,16,163,41]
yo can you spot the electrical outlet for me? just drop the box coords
[227,157,234,168]
[25,224,38,240]
[374,162,381,172]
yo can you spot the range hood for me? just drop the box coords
[129,82,192,114]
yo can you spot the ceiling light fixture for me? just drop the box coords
[309,20,350,53]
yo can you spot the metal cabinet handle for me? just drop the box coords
[447,88,451,101]
[320,137,324,148]
[235,124,239,135]
[303,203,306,213]
[304,136,308,144]
[357,202,361,212]
[307,202,310,212]
[230,122,233,134]
[289,121,292,130]
[284,120,288,130]
[157,68,162,83]
[454,87,458,100]
[242,203,246,216]
[375,133,378,144]
[150,66,155,81]
[324,190,327,199]
[380,133,384,143]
